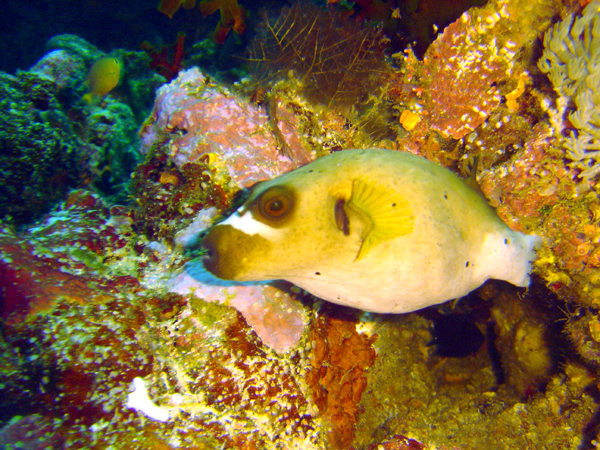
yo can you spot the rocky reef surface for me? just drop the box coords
[2,0,600,449]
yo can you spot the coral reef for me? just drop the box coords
[0,70,84,224]
[538,0,600,180]
[306,304,377,448]
[385,0,600,319]
[387,0,556,163]
[0,191,335,449]
[351,281,598,450]
[0,415,65,449]
[0,34,146,223]
[45,34,105,67]
[5,0,600,449]
[420,12,507,140]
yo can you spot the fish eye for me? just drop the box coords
[257,186,294,221]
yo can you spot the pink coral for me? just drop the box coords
[139,68,313,189]
[167,264,308,353]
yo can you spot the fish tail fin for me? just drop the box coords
[479,229,541,288]
[496,231,541,288]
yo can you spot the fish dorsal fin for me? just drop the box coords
[346,178,414,261]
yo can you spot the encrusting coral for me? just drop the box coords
[538,0,600,180]
[138,67,314,188]
[0,70,83,225]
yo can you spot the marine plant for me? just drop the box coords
[246,0,388,109]
[538,0,600,180]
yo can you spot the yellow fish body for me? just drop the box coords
[83,57,122,104]
[202,149,539,314]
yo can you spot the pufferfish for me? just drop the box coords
[202,148,540,314]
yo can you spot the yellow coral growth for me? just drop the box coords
[399,110,421,131]
[505,73,528,112]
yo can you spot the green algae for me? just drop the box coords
[0,71,82,225]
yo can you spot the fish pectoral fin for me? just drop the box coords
[346,178,415,261]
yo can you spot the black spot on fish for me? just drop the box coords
[315,272,321,275]
[466,261,470,267]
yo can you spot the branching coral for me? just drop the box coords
[246,1,388,109]
[538,0,600,180]
[141,33,187,82]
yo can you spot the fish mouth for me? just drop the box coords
[199,224,254,281]
[200,223,276,281]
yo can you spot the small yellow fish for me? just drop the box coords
[202,149,540,314]
[83,57,122,104]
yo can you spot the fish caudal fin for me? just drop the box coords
[82,92,94,104]
[485,230,541,288]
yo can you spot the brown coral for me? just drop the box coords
[247,1,387,109]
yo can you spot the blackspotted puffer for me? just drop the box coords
[201,148,540,313]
